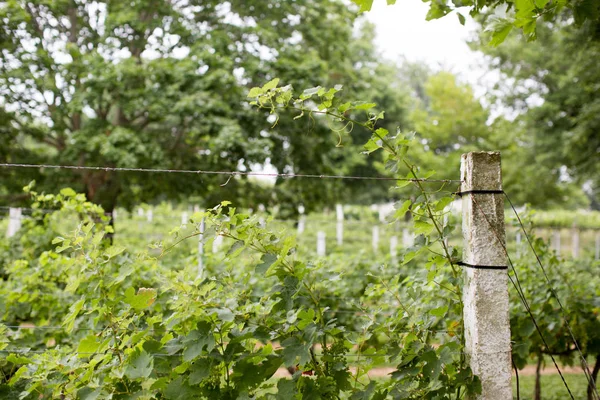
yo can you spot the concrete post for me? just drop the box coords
[572,225,579,259]
[515,231,522,257]
[390,235,398,263]
[7,208,22,238]
[402,228,414,247]
[336,204,344,245]
[181,212,188,226]
[317,231,326,256]
[553,230,561,255]
[443,213,449,247]
[461,152,512,400]
[372,226,379,252]
[595,232,600,261]
[212,234,223,253]
[198,218,205,278]
[297,205,305,235]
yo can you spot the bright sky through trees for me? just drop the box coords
[366,0,491,97]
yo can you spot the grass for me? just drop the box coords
[513,373,589,400]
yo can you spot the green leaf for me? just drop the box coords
[8,366,28,386]
[247,87,263,98]
[125,348,154,379]
[183,321,215,362]
[457,12,466,25]
[124,287,157,311]
[256,253,277,274]
[402,248,423,265]
[426,1,451,20]
[489,23,513,47]
[262,78,280,91]
[352,0,374,12]
[232,355,283,391]
[515,0,536,20]
[63,297,85,333]
[281,336,312,366]
[338,102,352,113]
[60,187,77,197]
[164,377,196,400]
[434,196,454,212]
[300,86,322,100]
[363,139,382,154]
[276,379,297,400]
[518,319,536,337]
[227,240,245,257]
[189,359,213,385]
[354,102,377,111]
[414,220,434,236]
[6,354,31,364]
[374,127,389,139]
[103,246,125,260]
[77,335,101,357]
[430,305,449,317]
[77,388,102,400]
[394,200,412,219]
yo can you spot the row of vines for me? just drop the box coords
[0,83,598,399]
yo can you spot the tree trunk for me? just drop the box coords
[588,354,600,400]
[534,354,542,400]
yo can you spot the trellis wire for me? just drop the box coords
[468,193,577,400]
[1,342,532,359]
[2,324,460,335]
[504,192,599,400]
[0,163,460,183]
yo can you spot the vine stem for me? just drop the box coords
[277,100,470,394]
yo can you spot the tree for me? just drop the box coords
[0,0,407,216]
[471,18,600,208]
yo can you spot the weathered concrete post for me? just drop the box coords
[181,212,188,227]
[390,235,398,263]
[317,231,326,256]
[372,226,380,252]
[7,208,22,238]
[336,204,344,245]
[297,205,306,235]
[553,230,561,255]
[571,225,579,259]
[461,152,512,400]
[198,217,205,279]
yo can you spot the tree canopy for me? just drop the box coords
[0,0,413,214]
[472,18,600,208]
[351,0,600,45]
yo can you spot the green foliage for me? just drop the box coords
[530,209,600,229]
[0,82,484,398]
[350,0,600,45]
[505,211,600,398]
[473,19,600,209]
[0,0,410,214]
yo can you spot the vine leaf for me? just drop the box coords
[125,348,153,379]
[124,287,157,311]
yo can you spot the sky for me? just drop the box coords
[365,0,492,97]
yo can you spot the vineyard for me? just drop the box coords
[0,84,598,400]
